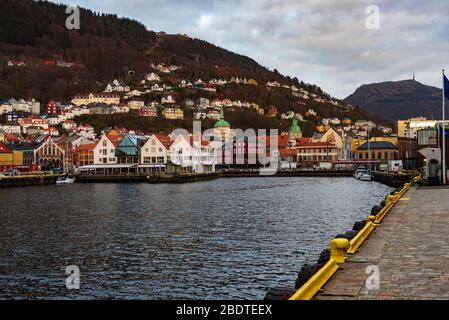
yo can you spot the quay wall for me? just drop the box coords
[372,171,415,188]
[222,170,353,178]
[0,174,64,188]
[75,172,220,184]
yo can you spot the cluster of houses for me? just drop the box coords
[6,59,83,69]
[0,101,405,176]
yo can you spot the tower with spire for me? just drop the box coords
[289,117,302,140]
[214,106,231,143]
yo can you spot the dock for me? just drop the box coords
[313,184,449,300]
[0,174,64,188]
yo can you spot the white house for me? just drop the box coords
[0,123,21,135]
[161,95,175,104]
[169,135,216,173]
[93,134,120,164]
[151,83,164,92]
[62,120,77,131]
[127,99,145,110]
[146,72,161,82]
[139,134,173,173]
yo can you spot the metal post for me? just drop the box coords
[443,70,446,184]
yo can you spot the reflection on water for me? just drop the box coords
[0,177,392,299]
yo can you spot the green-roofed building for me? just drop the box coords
[289,118,302,139]
[214,106,231,142]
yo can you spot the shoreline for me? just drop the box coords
[0,170,412,188]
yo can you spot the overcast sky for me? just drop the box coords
[67,0,449,98]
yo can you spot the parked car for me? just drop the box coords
[2,169,17,177]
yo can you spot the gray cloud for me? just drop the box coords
[69,0,449,98]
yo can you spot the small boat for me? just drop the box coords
[354,167,368,179]
[56,176,76,184]
[359,173,373,181]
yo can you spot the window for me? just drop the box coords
[103,141,107,147]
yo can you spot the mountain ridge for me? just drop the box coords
[0,0,389,134]
[344,79,444,123]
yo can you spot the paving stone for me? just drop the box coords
[314,186,449,300]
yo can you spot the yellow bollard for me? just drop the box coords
[330,238,349,264]
[386,195,396,203]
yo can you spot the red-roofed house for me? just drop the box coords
[139,134,174,173]
[93,134,121,164]
[62,120,77,131]
[169,134,216,173]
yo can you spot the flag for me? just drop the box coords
[444,74,449,99]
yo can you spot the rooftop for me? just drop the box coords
[358,141,397,150]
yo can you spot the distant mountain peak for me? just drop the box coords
[344,79,443,123]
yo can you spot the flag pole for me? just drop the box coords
[443,69,446,184]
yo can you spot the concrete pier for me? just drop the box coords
[314,185,449,300]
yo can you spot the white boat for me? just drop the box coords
[56,176,76,184]
[359,173,373,181]
[354,167,368,179]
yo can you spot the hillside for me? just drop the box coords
[344,80,444,123]
[0,0,387,135]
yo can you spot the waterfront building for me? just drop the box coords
[0,141,16,171]
[75,144,96,167]
[397,137,418,169]
[140,134,173,173]
[296,141,339,169]
[116,135,146,164]
[33,136,65,171]
[356,141,398,165]
[169,135,216,173]
[6,141,35,170]
[93,133,121,164]
[315,127,346,160]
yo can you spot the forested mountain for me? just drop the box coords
[0,0,387,134]
[344,80,444,122]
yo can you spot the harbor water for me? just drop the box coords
[0,177,392,299]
